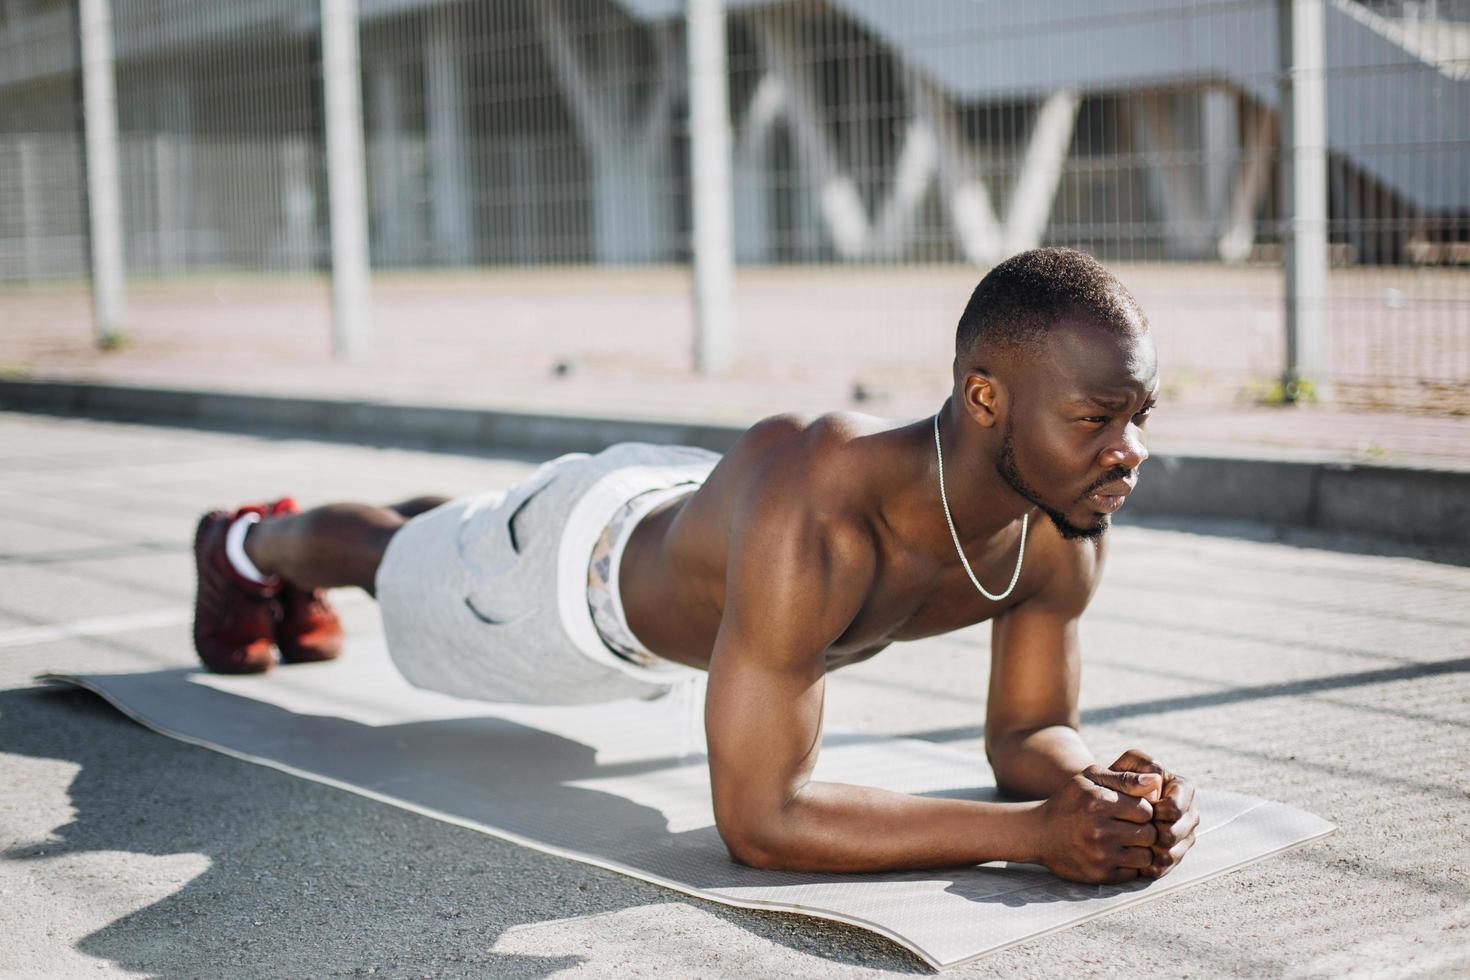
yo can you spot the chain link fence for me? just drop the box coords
[0,0,1465,415]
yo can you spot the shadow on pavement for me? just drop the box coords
[0,684,930,976]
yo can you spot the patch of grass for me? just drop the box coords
[1157,367,1197,403]
[1240,375,1319,406]
[0,361,33,378]
[97,331,130,352]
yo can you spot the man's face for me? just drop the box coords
[992,319,1159,541]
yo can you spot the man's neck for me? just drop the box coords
[928,399,1031,551]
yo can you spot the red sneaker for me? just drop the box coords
[192,510,278,674]
[255,498,345,664]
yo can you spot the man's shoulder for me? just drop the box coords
[732,411,890,505]
[726,411,888,556]
[735,410,894,474]
[719,413,883,646]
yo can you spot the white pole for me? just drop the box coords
[321,0,372,359]
[1279,0,1329,401]
[688,0,736,375]
[79,0,125,345]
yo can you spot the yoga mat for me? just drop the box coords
[39,639,1334,970]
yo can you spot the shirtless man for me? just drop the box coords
[192,247,1199,886]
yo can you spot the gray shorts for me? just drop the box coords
[374,442,721,705]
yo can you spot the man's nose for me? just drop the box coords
[1101,424,1149,471]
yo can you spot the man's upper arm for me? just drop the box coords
[704,470,875,864]
[984,534,1106,752]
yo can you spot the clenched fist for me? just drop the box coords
[1105,748,1200,879]
[1035,765,1162,884]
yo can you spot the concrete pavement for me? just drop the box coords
[1,412,1468,977]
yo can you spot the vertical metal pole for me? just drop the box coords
[1279,0,1329,401]
[79,0,125,345]
[688,0,736,375]
[321,0,372,359]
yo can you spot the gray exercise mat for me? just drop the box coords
[39,639,1335,970]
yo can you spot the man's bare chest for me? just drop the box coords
[824,558,1018,667]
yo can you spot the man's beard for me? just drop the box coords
[994,416,1112,542]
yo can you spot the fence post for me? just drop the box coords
[79,0,125,345]
[688,0,736,375]
[321,0,372,359]
[1279,0,1329,402]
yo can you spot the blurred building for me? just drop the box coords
[0,0,1466,282]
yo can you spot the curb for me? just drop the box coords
[3,378,1466,548]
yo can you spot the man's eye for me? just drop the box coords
[1082,416,1109,424]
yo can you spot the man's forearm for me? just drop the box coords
[729,782,1045,873]
[986,725,1096,800]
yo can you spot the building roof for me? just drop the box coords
[2,0,1463,209]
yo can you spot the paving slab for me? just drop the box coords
[1,412,1467,978]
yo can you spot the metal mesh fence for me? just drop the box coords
[0,0,1465,418]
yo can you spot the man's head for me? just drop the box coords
[953,247,1158,541]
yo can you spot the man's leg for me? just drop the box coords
[194,495,451,674]
[243,496,450,596]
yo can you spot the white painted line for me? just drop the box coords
[0,608,190,649]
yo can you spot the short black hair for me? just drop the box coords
[954,247,1146,369]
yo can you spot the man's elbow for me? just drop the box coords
[985,740,1046,801]
[715,812,793,870]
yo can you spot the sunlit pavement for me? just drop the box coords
[2,412,1467,978]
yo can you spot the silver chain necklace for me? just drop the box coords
[933,411,1028,602]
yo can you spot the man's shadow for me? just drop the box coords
[2,680,935,975]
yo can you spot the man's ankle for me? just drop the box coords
[229,513,279,585]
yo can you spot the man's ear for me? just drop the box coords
[960,368,1004,430]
